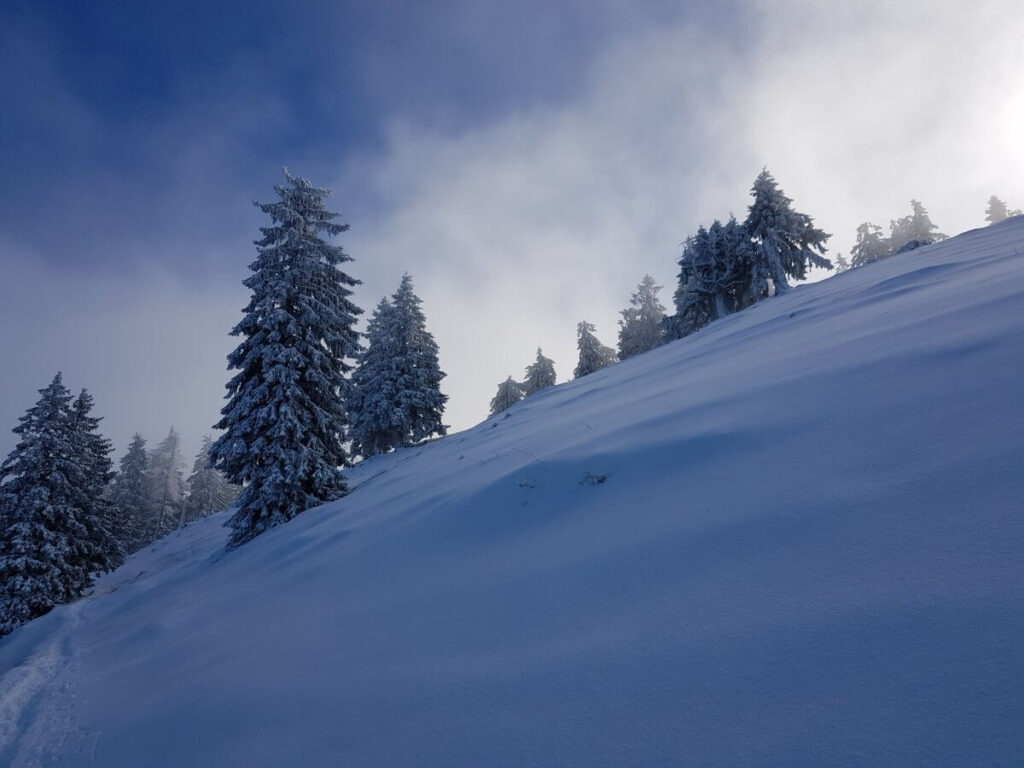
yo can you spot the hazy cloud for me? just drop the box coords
[339,0,1024,432]
[1,0,1021,459]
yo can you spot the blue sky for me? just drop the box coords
[1,0,1022,461]
[2,0,726,279]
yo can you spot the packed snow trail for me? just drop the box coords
[1,218,1023,766]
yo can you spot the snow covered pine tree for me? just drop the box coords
[574,322,617,378]
[888,200,947,253]
[489,377,525,416]
[349,298,401,456]
[69,389,122,571]
[210,169,361,548]
[849,222,891,268]
[349,274,447,459]
[522,348,557,396]
[110,433,150,553]
[671,218,756,339]
[618,274,666,359]
[147,427,186,537]
[0,375,117,636]
[183,436,239,524]
[743,169,831,295]
[984,196,1021,224]
[985,195,1009,225]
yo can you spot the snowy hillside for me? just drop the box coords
[2,218,1023,767]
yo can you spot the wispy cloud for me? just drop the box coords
[1,0,1021,459]
[340,0,1024,432]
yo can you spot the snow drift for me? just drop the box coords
[2,218,1023,767]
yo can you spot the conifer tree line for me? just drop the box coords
[834,195,1020,272]
[0,376,238,636]
[491,169,831,410]
[487,276,667,416]
[489,174,1018,407]
[3,168,1010,637]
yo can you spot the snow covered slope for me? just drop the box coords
[2,218,1023,767]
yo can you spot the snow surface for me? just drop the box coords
[2,218,1023,766]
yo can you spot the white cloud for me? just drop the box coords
[340,0,1024,434]
[3,0,1021,457]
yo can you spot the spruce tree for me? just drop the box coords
[210,169,361,548]
[490,376,525,416]
[672,217,758,340]
[349,298,403,457]
[0,375,92,635]
[721,216,761,310]
[522,348,557,396]
[889,200,946,252]
[574,322,617,379]
[849,222,891,267]
[618,274,666,358]
[110,433,150,553]
[184,436,239,524]
[384,276,445,446]
[68,390,121,572]
[390,274,447,444]
[350,275,448,458]
[985,196,1013,224]
[832,253,850,273]
[743,169,831,293]
[673,227,717,338]
[985,196,1008,224]
[147,427,186,537]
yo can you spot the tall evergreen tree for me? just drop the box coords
[389,274,447,443]
[68,390,121,571]
[672,226,718,338]
[184,436,239,524]
[849,222,891,268]
[349,298,403,457]
[522,348,557,396]
[889,200,946,252]
[349,274,447,459]
[489,376,525,416]
[574,322,617,379]
[743,169,831,293]
[618,274,666,358]
[0,375,101,636]
[210,169,361,548]
[147,427,186,537]
[110,433,150,553]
